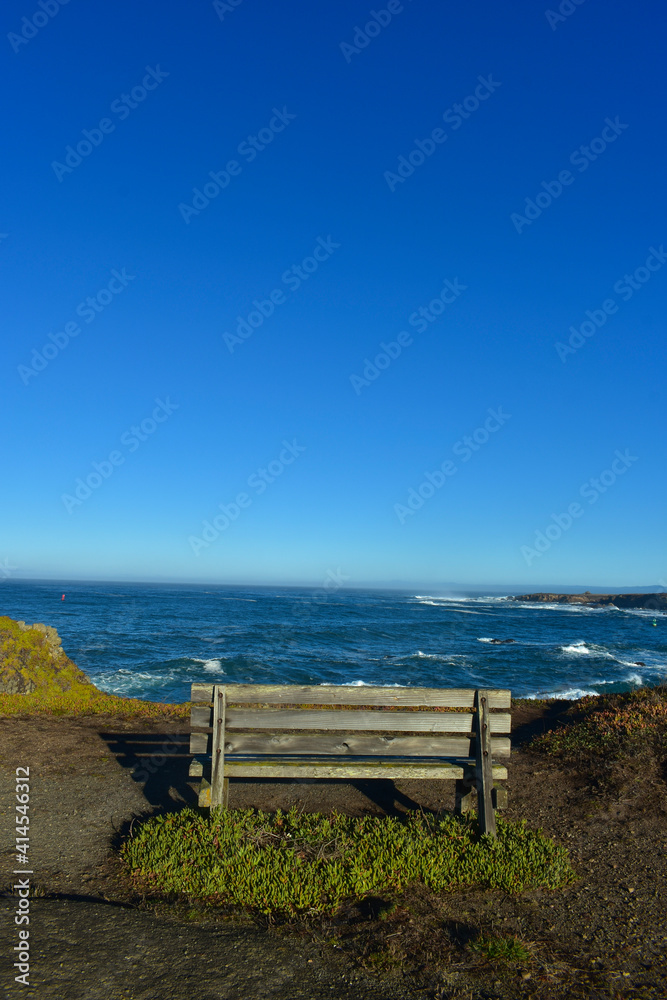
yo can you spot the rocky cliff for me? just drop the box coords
[511,593,667,610]
[0,616,93,694]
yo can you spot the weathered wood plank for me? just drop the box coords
[221,732,511,757]
[190,704,212,729]
[225,708,511,733]
[191,682,214,702]
[218,684,511,709]
[221,760,508,780]
[475,690,497,837]
[189,731,211,755]
[210,688,227,809]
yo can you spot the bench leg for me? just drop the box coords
[222,777,229,810]
[492,785,508,810]
[455,775,475,814]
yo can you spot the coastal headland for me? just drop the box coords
[511,591,667,609]
[1,616,666,998]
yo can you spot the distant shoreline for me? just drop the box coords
[511,592,667,609]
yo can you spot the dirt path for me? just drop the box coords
[1,709,666,999]
[0,716,424,1000]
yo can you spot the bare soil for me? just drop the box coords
[0,703,666,999]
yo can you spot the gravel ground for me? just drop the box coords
[1,708,666,999]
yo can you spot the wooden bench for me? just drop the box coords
[188,683,511,836]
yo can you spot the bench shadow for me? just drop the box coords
[215,777,425,816]
[98,735,440,818]
[349,778,424,815]
[98,731,198,811]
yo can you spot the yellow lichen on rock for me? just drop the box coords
[0,616,92,695]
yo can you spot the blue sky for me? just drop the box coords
[2,0,665,589]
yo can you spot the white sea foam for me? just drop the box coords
[526,688,599,700]
[621,607,667,618]
[413,594,509,604]
[95,669,171,696]
[338,680,406,687]
[477,637,495,643]
[414,599,487,613]
[559,643,617,659]
[190,657,226,672]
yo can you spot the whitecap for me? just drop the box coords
[559,643,616,659]
[413,594,509,604]
[477,637,495,643]
[189,657,226,673]
[337,680,406,687]
[526,688,600,700]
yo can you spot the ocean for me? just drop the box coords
[2,581,665,703]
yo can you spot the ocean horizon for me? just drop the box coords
[2,580,665,704]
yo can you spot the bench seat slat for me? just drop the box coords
[222,733,511,757]
[191,682,510,709]
[190,731,511,757]
[221,760,508,780]
[225,708,511,734]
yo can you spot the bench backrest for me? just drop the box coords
[190,681,510,753]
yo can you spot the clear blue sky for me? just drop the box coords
[2,0,665,589]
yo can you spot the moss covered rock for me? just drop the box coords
[0,616,93,694]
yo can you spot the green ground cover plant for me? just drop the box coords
[121,807,575,916]
[0,687,189,719]
[531,685,667,759]
[469,934,532,963]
